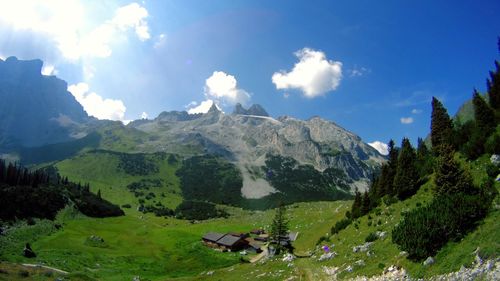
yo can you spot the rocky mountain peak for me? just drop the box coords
[0,56,44,81]
[0,57,89,148]
[233,103,269,116]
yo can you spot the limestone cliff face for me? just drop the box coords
[0,57,89,148]
[131,104,386,192]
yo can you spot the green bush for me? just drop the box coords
[392,193,491,260]
[365,232,378,242]
[331,218,352,235]
[174,200,228,220]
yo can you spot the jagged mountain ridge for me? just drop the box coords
[0,57,384,196]
[130,103,385,194]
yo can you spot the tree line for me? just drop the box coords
[0,160,124,222]
[337,39,500,260]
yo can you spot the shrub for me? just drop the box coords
[365,232,378,242]
[331,218,352,235]
[174,200,228,220]
[316,235,330,245]
[392,193,491,260]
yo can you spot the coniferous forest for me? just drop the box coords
[0,160,124,221]
[347,41,500,261]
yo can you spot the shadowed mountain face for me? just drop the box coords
[0,57,89,148]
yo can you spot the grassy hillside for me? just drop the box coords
[1,148,497,280]
[55,150,183,211]
[0,201,349,280]
[0,176,497,281]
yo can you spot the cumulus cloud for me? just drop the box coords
[400,117,414,124]
[0,1,151,60]
[411,108,422,114]
[68,82,126,121]
[204,71,250,105]
[368,141,389,156]
[272,48,342,98]
[141,112,148,119]
[187,99,218,114]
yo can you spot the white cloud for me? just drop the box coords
[184,101,198,108]
[272,48,343,98]
[187,99,217,114]
[141,112,148,119]
[411,108,422,114]
[68,82,126,121]
[112,3,150,41]
[41,64,56,76]
[204,71,250,105]
[400,117,414,124]
[368,141,389,156]
[0,1,151,60]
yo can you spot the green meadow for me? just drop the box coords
[0,151,498,280]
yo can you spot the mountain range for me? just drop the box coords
[0,57,385,197]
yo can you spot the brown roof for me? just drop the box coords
[217,234,243,247]
[202,232,225,242]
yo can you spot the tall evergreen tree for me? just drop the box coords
[473,90,496,135]
[431,97,454,154]
[361,191,371,215]
[434,144,474,195]
[487,58,500,110]
[350,188,362,219]
[377,140,398,197]
[393,138,419,200]
[270,204,289,252]
[416,138,433,177]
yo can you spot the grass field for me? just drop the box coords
[0,201,349,280]
[1,150,498,280]
[55,150,183,211]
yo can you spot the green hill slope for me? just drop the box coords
[55,150,183,211]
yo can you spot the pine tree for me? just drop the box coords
[270,204,289,252]
[361,191,371,215]
[431,97,453,154]
[350,188,362,219]
[377,140,398,197]
[97,189,102,199]
[473,90,496,135]
[416,138,433,177]
[393,138,419,200]
[434,144,474,195]
[487,59,500,110]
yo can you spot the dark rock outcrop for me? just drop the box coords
[0,57,89,148]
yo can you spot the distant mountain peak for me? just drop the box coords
[233,103,269,117]
[208,102,221,113]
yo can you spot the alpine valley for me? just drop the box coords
[0,55,499,281]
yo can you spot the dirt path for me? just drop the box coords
[21,263,68,274]
[250,247,269,263]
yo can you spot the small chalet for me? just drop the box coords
[202,232,248,251]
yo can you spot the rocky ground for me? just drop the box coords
[325,257,500,281]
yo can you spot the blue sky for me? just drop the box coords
[1,0,499,152]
